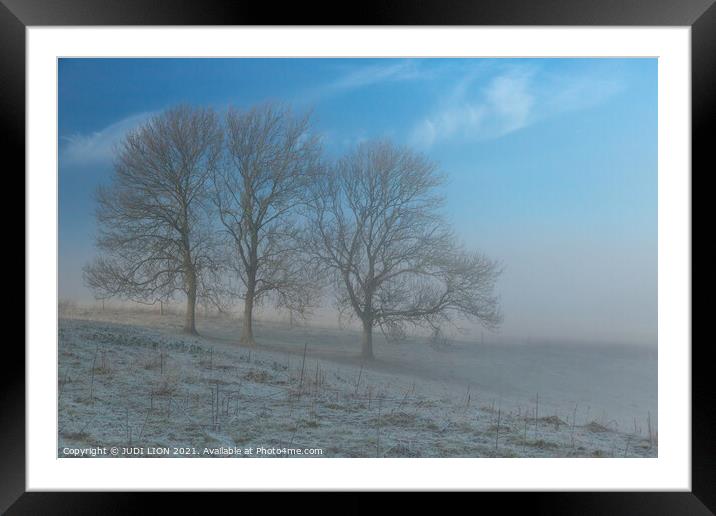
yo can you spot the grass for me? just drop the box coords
[538,415,567,429]
[243,369,273,384]
[584,421,611,433]
[61,430,91,441]
[57,316,658,459]
[371,411,420,426]
[152,375,179,395]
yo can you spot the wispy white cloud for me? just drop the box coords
[410,64,624,148]
[410,67,535,147]
[329,60,422,90]
[301,60,425,104]
[60,112,154,167]
[540,72,624,116]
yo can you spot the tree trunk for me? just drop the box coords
[184,271,198,335]
[361,318,374,360]
[241,287,256,346]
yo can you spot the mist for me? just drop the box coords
[60,211,657,347]
[57,58,657,459]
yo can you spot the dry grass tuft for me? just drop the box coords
[243,369,273,384]
[584,421,611,433]
[371,411,419,427]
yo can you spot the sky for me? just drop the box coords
[58,58,657,346]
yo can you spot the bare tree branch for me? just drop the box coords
[84,105,223,334]
[306,139,502,359]
[211,103,322,345]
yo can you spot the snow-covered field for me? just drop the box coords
[58,308,657,458]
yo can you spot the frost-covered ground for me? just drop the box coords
[58,308,657,458]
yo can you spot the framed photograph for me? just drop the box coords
[7,0,709,511]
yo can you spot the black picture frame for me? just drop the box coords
[5,0,710,512]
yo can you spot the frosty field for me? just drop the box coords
[58,308,657,458]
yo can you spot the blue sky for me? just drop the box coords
[58,58,657,345]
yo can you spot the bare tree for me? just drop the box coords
[83,105,222,334]
[83,256,174,314]
[307,140,502,359]
[212,104,321,345]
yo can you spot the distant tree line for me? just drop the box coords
[84,104,502,359]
